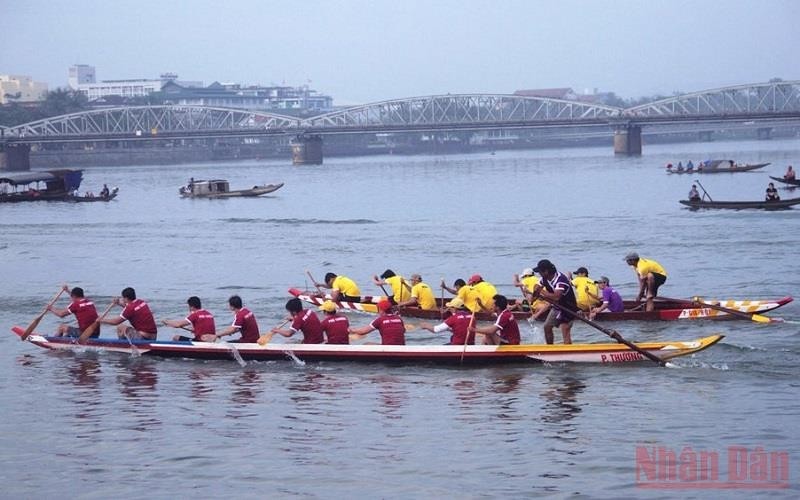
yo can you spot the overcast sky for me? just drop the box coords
[2,0,797,104]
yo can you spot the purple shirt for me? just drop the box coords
[602,286,624,313]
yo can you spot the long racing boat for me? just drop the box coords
[12,327,723,365]
[288,288,792,322]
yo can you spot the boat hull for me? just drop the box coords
[288,288,791,322]
[180,183,283,198]
[680,197,800,210]
[12,327,723,365]
[668,162,769,174]
[769,175,800,187]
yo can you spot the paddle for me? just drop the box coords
[20,288,66,341]
[306,270,323,294]
[695,179,712,201]
[460,312,477,364]
[662,296,777,324]
[257,319,290,346]
[439,276,445,320]
[534,294,673,368]
[78,301,116,344]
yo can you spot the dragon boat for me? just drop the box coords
[288,288,791,322]
[12,327,723,365]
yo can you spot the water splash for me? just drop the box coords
[283,349,306,367]
[224,342,247,367]
[123,331,141,357]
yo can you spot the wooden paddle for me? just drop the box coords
[306,270,323,294]
[534,294,672,367]
[78,301,116,344]
[439,276,445,320]
[258,319,290,346]
[460,311,477,364]
[662,296,776,324]
[20,288,66,341]
[694,179,712,201]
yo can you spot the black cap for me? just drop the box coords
[533,259,556,273]
[573,267,588,275]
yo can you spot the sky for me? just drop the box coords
[2,0,798,105]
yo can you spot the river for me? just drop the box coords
[1,139,798,498]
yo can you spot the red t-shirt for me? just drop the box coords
[290,309,324,344]
[187,309,216,340]
[496,309,520,345]
[444,310,474,345]
[121,299,157,335]
[232,308,259,343]
[321,314,350,344]
[68,298,99,333]
[369,314,405,345]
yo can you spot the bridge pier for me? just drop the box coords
[613,125,642,156]
[757,127,772,140]
[0,143,31,171]
[291,135,323,165]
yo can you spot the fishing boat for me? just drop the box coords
[667,160,769,174]
[680,197,800,210]
[769,175,800,187]
[288,288,791,322]
[65,187,119,202]
[12,327,723,365]
[179,179,284,198]
[0,169,83,203]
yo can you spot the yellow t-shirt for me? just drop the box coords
[457,285,481,313]
[386,275,411,303]
[520,275,545,309]
[472,281,498,311]
[636,258,667,278]
[332,275,360,297]
[411,282,437,310]
[572,276,599,311]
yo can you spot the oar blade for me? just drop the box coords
[77,322,99,344]
[751,314,772,324]
[20,312,46,341]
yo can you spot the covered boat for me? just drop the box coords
[0,169,83,202]
[288,288,791,322]
[667,160,769,174]
[12,327,723,365]
[179,179,283,198]
[66,187,119,202]
[680,197,800,210]
[769,175,800,187]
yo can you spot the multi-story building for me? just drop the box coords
[0,75,49,104]
[69,65,202,101]
[158,81,334,113]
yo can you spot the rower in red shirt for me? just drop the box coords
[216,295,260,343]
[318,300,350,344]
[419,297,475,345]
[474,294,521,345]
[349,299,406,345]
[48,284,100,338]
[100,287,158,340]
[162,296,216,342]
[271,298,325,344]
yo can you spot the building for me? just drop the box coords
[69,64,202,101]
[0,75,49,104]
[158,81,334,113]
[514,88,578,100]
[68,64,96,88]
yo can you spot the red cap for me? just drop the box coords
[468,274,482,285]
[377,299,392,312]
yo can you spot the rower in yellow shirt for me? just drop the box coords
[397,274,437,310]
[372,269,412,304]
[513,267,548,319]
[571,267,601,312]
[319,272,361,302]
[468,274,497,313]
[624,252,668,312]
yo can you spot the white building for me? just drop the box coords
[68,64,96,89]
[69,65,202,101]
[0,75,49,104]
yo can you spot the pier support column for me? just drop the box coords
[757,127,772,140]
[291,135,323,165]
[0,143,31,171]
[613,125,642,156]
[698,131,713,142]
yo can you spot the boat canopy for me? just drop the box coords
[0,171,58,185]
[0,169,83,192]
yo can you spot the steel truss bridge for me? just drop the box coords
[2,80,799,149]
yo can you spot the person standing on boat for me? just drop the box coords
[587,277,624,319]
[372,269,411,304]
[624,253,667,313]
[766,182,781,201]
[216,295,259,343]
[472,295,521,345]
[688,184,701,201]
[784,165,796,181]
[162,296,216,342]
[419,297,474,345]
[317,272,361,302]
[396,273,437,311]
[570,267,600,312]
[467,274,497,313]
[271,298,324,344]
[48,285,100,338]
[349,299,405,345]
[317,300,349,344]
[100,287,158,340]
[532,259,577,345]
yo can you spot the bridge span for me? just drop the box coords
[2,80,799,168]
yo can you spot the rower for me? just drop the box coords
[372,269,411,304]
[624,252,668,313]
[784,165,795,181]
[396,273,437,310]
[315,272,361,302]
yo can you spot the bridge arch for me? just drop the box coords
[303,94,622,128]
[624,80,800,117]
[2,105,302,138]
